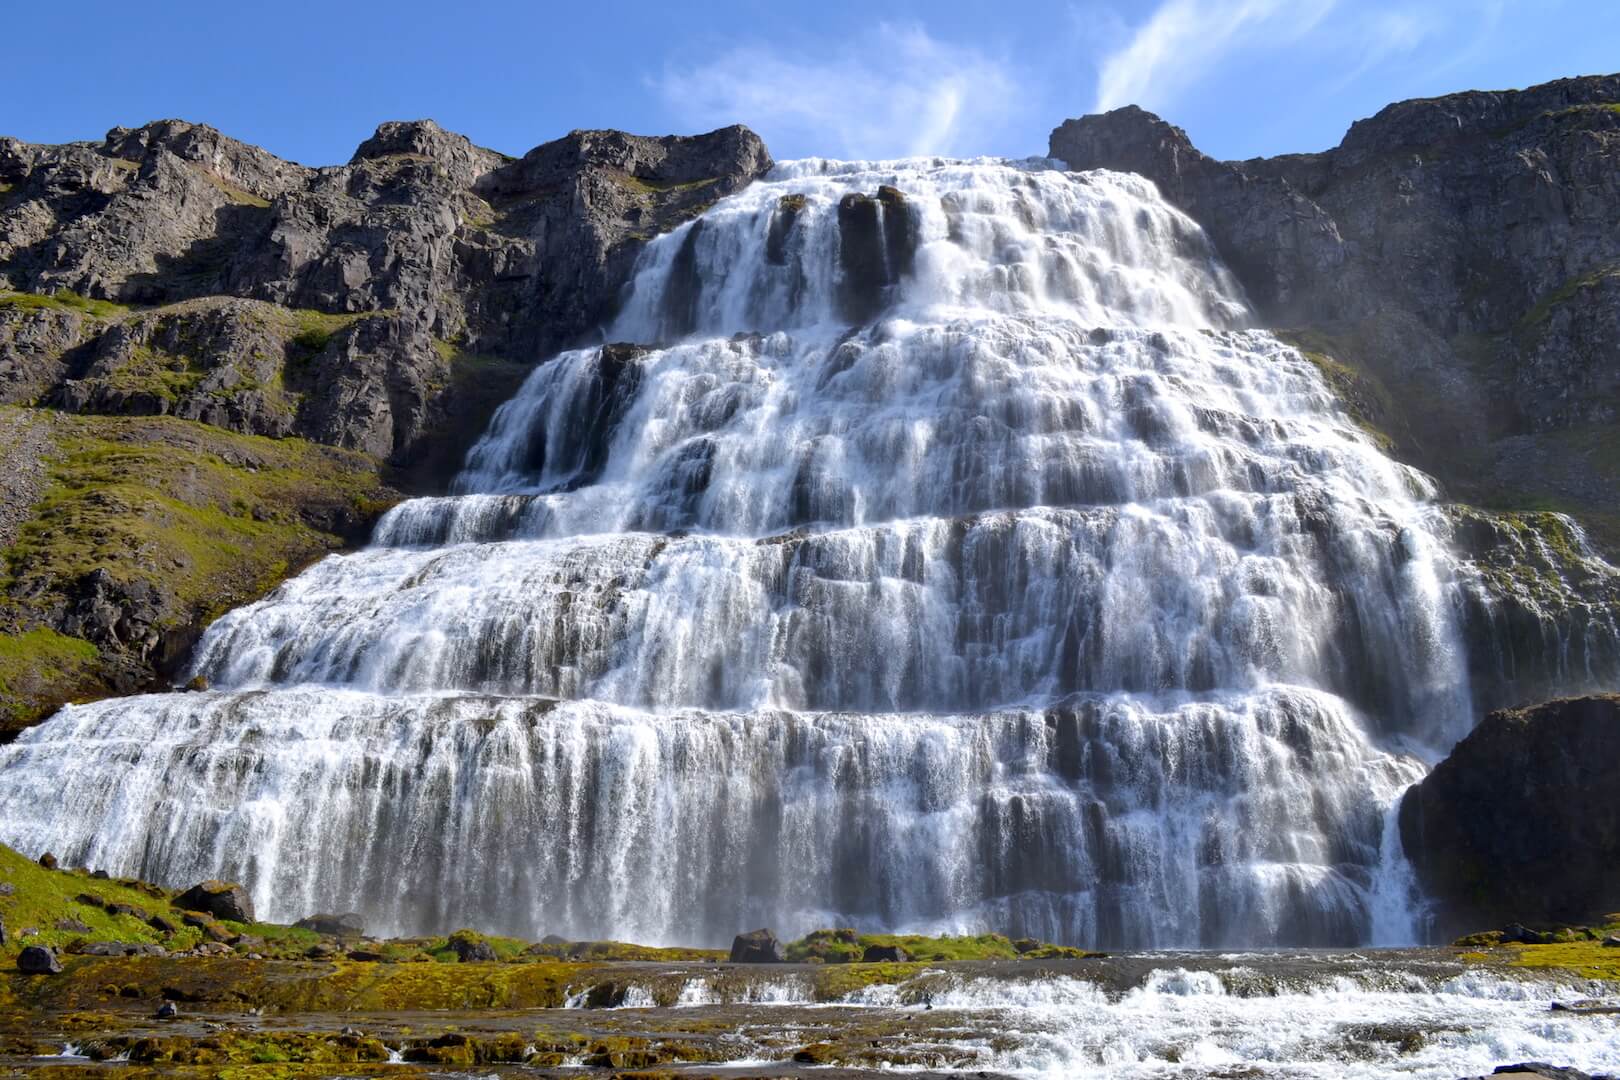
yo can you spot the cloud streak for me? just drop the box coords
[1094,0,1337,113]
[654,24,1023,160]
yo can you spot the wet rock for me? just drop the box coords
[304,942,341,959]
[37,851,56,870]
[154,1001,178,1020]
[1456,1066,1610,1080]
[729,927,785,963]
[17,945,61,974]
[446,929,496,963]
[1603,935,1620,948]
[174,879,255,923]
[540,933,568,945]
[347,949,385,962]
[1399,695,1620,937]
[295,912,365,937]
[860,944,909,963]
[89,869,110,879]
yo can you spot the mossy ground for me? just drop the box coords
[0,410,396,732]
[785,928,1096,963]
[0,844,202,960]
[0,290,129,320]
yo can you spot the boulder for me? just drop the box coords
[294,912,365,937]
[861,944,909,963]
[155,1001,179,1020]
[17,945,61,974]
[36,852,56,870]
[729,928,785,964]
[147,914,178,934]
[445,929,496,963]
[174,879,255,923]
[53,917,90,934]
[106,902,149,920]
[1603,935,1620,948]
[1399,695,1620,938]
[0,882,13,895]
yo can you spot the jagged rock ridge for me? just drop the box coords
[0,117,771,730]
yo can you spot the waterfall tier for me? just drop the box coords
[0,157,1504,945]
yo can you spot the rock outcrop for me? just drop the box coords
[0,117,771,734]
[1399,695,1620,938]
[728,928,785,963]
[174,879,256,924]
[1051,76,1620,551]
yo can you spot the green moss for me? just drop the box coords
[0,627,100,731]
[0,411,396,726]
[784,928,1099,964]
[1516,263,1620,335]
[0,290,129,320]
[286,310,370,354]
[1506,940,1620,981]
[186,165,272,209]
[0,842,204,959]
[616,172,721,195]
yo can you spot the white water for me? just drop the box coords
[559,964,1620,1078]
[0,157,1485,946]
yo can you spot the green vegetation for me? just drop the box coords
[615,172,721,195]
[187,165,272,209]
[785,928,1098,963]
[287,309,371,354]
[0,629,99,730]
[1507,938,1620,982]
[0,290,129,320]
[0,411,396,729]
[1516,262,1620,335]
[0,843,206,959]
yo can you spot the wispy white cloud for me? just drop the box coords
[1094,0,1337,113]
[653,24,1022,160]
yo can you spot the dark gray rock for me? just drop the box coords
[174,879,255,923]
[36,851,56,869]
[294,912,365,937]
[147,914,178,934]
[729,928,785,963]
[860,944,909,963]
[1456,1065,1615,1080]
[105,901,148,920]
[446,931,496,963]
[1399,695,1620,938]
[17,945,61,974]
[53,917,90,933]
[155,1000,179,1020]
[1603,935,1620,947]
[1050,75,1620,548]
[0,119,772,483]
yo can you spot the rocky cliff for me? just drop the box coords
[0,118,771,732]
[1051,76,1620,551]
[1399,695,1620,939]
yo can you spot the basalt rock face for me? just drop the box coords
[0,117,773,480]
[1399,695,1620,939]
[1051,76,1620,549]
[0,117,772,734]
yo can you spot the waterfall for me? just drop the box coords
[0,157,1488,945]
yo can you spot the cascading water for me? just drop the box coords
[0,157,1493,946]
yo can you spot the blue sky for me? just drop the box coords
[6,1,1618,166]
